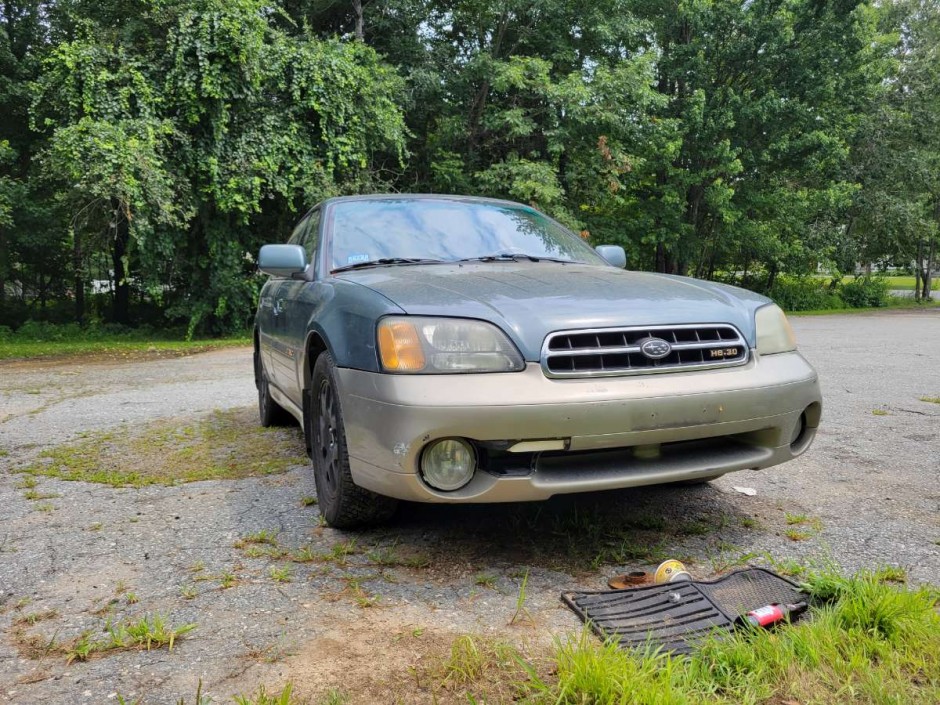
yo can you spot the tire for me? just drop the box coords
[309,352,398,528]
[256,349,292,427]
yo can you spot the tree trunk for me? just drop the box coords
[0,232,6,308]
[73,236,85,324]
[38,269,47,317]
[351,0,364,41]
[111,199,131,325]
[767,262,779,291]
[924,239,935,300]
[914,240,924,302]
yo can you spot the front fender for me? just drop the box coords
[302,279,405,374]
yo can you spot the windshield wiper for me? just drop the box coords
[332,257,445,273]
[454,253,572,264]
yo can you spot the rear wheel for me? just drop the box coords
[256,349,291,427]
[309,352,398,528]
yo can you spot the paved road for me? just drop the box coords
[0,309,938,704]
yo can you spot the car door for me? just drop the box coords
[274,209,324,406]
[266,213,313,398]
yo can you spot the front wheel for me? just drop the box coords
[309,352,398,528]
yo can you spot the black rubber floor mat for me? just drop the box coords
[562,567,805,654]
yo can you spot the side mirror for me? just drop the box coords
[596,245,627,269]
[258,244,308,278]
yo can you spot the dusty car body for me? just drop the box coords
[255,195,821,527]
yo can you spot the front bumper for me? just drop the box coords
[338,351,821,503]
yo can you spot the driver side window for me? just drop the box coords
[302,211,320,264]
[287,214,310,246]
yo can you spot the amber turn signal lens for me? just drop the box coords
[378,320,426,371]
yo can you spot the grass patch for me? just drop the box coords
[872,408,890,416]
[268,565,293,583]
[22,489,60,500]
[12,609,58,627]
[20,407,306,487]
[474,574,498,589]
[366,543,431,569]
[789,296,940,316]
[784,528,812,541]
[337,574,381,608]
[517,570,940,704]
[232,683,301,705]
[234,529,280,548]
[0,328,249,361]
[437,635,524,694]
[919,395,940,404]
[784,513,823,531]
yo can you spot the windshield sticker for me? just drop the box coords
[346,253,370,264]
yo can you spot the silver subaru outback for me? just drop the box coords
[254,195,821,527]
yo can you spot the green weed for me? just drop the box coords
[23,489,60,500]
[439,635,520,689]
[474,574,497,589]
[269,565,293,583]
[61,615,195,664]
[234,529,279,548]
[232,684,300,705]
[510,569,533,625]
[784,528,811,541]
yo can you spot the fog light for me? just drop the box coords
[789,411,809,452]
[420,439,476,491]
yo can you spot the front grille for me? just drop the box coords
[541,324,749,378]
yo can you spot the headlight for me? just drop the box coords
[755,304,797,355]
[377,317,525,373]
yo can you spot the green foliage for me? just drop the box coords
[840,276,891,308]
[2,0,938,330]
[765,276,845,312]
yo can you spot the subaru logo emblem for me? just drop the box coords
[639,337,672,360]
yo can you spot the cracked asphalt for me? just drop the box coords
[0,309,938,704]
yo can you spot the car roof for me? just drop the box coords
[320,193,531,209]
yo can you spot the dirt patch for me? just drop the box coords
[281,614,549,704]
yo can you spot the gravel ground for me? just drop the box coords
[0,309,938,704]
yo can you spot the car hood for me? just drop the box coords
[338,263,770,361]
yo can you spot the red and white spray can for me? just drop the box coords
[738,601,808,628]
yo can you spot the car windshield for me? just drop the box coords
[328,199,607,271]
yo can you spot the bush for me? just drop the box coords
[840,276,891,308]
[11,320,147,341]
[764,276,844,312]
